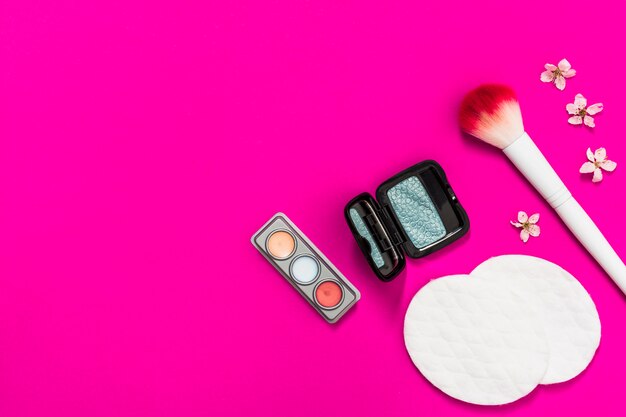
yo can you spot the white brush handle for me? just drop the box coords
[555,198,626,293]
[503,132,626,295]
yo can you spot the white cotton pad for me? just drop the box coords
[404,275,550,406]
[471,255,601,384]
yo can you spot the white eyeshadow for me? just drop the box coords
[290,255,320,284]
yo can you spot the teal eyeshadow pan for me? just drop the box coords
[344,160,469,281]
[387,176,446,249]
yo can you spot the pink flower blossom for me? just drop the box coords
[541,59,576,90]
[580,147,617,183]
[567,94,603,127]
[510,211,540,243]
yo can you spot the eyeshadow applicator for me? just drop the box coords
[459,84,626,295]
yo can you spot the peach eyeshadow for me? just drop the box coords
[266,231,295,259]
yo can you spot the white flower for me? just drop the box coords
[510,211,540,243]
[567,94,603,128]
[541,59,576,90]
[580,147,617,183]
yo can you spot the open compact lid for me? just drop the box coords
[345,160,469,281]
[345,193,406,281]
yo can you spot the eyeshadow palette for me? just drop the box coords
[345,160,469,281]
[252,213,360,323]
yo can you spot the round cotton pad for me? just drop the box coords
[404,275,549,406]
[471,255,601,384]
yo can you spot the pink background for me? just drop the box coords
[1,1,626,416]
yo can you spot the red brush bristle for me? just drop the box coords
[459,84,518,134]
[458,84,524,149]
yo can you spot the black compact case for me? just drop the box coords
[344,161,469,281]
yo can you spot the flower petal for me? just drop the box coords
[528,224,541,237]
[558,58,572,72]
[587,148,595,162]
[584,115,595,127]
[566,103,579,115]
[555,76,566,90]
[528,213,540,224]
[568,115,583,125]
[587,103,603,115]
[518,211,528,223]
[593,168,603,182]
[594,147,607,162]
[510,221,523,227]
[562,69,576,78]
[574,93,587,108]
[520,229,530,243]
[541,70,555,82]
[545,63,557,71]
[601,160,617,172]
[580,161,596,173]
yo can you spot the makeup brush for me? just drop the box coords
[460,84,626,295]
